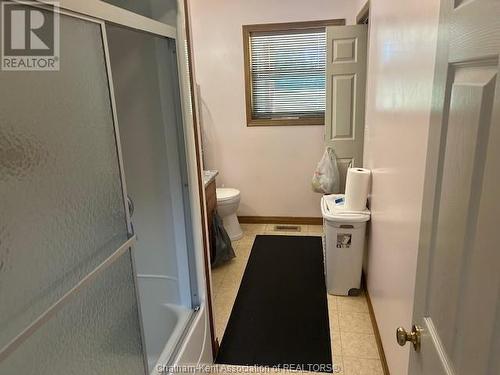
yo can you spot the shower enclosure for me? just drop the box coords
[0,1,210,374]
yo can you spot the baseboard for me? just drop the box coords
[362,273,390,375]
[238,216,323,225]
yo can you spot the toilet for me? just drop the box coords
[216,188,243,241]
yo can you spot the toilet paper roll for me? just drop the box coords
[344,168,371,211]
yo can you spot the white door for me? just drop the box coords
[325,24,367,191]
[400,1,500,374]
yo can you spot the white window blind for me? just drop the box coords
[250,28,326,120]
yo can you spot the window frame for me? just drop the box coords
[243,19,345,127]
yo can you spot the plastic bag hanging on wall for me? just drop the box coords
[311,147,340,194]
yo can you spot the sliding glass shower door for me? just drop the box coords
[106,23,198,372]
[0,4,146,374]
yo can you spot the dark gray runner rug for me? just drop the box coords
[216,235,333,373]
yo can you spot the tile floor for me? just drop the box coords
[210,223,383,375]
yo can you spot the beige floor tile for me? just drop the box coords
[329,309,340,333]
[307,225,324,234]
[222,269,244,289]
[214,283,238,309]
[212,259,235,276]
[235,237,253,250]
[213,299,231,318]
[338,295,369,314]
[234,236,256,250]
[307,233,323,237]
[213,306,234,330]
[331,332,342,357]
[212,260,231,274]
[233,240,252,252]
[214,303,232,340]
[229,240,242,250]
[340,332,379,359]
[214,317,227,341]
[211,268,225,291]
[240,223,267,233]
[264,223,275,231]
[342,357,383,375]
[333,355,344,374]
[230,255,249,274]
[235,245,253,261]
[226,255,248,274]
[212,257,249,338]
[327,294,339,312]
[242,232,258,240]
[234,253,250,268]
[234,244,250,259]
[236,248,250,261]
[339,312,374,335]
[218,272,239,290]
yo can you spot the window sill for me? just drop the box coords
[247,117,325,127]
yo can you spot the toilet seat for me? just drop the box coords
[216,188,240,203]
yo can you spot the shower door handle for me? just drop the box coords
[126,195,136,238]
[127,195,135,218]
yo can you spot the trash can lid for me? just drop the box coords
[321,194,370,223]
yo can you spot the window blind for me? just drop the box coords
[250,29,326,120]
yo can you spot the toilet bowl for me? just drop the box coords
[216,188,243,241]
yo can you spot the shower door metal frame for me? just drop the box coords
[37,0,177,39]
[100,13,202,369]
[0,2,147,372]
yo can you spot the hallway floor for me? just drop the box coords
[211,224,384,375]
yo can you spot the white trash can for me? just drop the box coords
[321,194,370,296]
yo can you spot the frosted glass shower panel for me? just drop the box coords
[0,252,145,375]
[0,6,132,355]
[101,0,177,25]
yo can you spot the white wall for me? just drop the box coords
[188,0,359,217]
[363,0,441,374]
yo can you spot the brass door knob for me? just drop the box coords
[396,324,422,352]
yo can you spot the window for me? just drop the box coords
[243,20,345,126]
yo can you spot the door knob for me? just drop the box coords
[396,324,422,352]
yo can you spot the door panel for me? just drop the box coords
[331,74,355,138]
[428,63,496,358]
[409,0,500,374]
[325,24,367,191]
